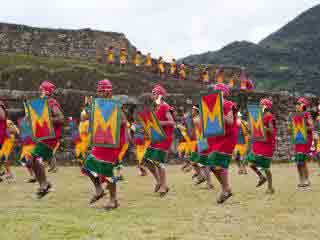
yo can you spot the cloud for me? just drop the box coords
[0,0,319,59]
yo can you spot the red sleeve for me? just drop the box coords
[223,101,237,115]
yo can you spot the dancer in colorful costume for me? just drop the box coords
[18,103,36,182]
[131,121,149,176]
[0,119,19,181]
[248,99,276,193]
[133,50,142,67]
[145,53,152,69]
[189,105,214,189]
[83,79,127,209]
[75,110,90,167]
[30,81,64,198]
[120,48,127,67]
[144,84,175,197]
[170,58,177,76]
[106,47,114,65]
[233,112,249,175]
[289,97,313,187]
[206,83,238,203]
[158,57,165,79]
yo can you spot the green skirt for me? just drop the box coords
[190,152,209,166]
[208,152,231,169]
[84,154,114,177]
[295,153,308,164]
[31,142,53,161]
[247,154,272,169]
[144,148,167,164]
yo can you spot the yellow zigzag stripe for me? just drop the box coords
[293,119,307,141]
[141,114,163,137]
[93,107,118,143]
[29,105,50,134]
[249,112,264,135]
[202,97,223,132]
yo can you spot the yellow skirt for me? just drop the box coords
[118,143,129,163]
[233,144,248,157]
[0,138,15,159]
[135,141,151,163]
[20,144,35,160]
[75,137,90,159]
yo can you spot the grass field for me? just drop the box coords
[1,164,320,240]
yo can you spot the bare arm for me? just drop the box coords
[160,111,175,126]
[0,107,5,120]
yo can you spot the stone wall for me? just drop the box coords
[0,23,136,60]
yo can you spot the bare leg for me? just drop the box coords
[216,168,233,204]
[211,168,223,185]
[157,165,168,194]
[296,163,304,186]
[264,169,274,193]
[105,182,118,209]
[145,161,161,192]
[201,166,214,189]
[302,162,310,185]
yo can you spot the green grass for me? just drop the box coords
[1,164,320,240]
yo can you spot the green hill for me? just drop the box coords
[181,4,320,94]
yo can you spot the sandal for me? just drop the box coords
[191,173,199,179]
[37,183,52,199]
[159,188,170,198]
[194,177,206,185]
[89,191,105,204]
[217,192,233,204]
[26,178,37,183]
[256,177,267,188]
[266,188,275,194]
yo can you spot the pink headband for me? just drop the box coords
[214,83,230,96]
[40,81,56,96]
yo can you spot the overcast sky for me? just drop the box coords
[1,0,319,60]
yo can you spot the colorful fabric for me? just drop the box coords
[152,84,167,97]
[0,135,15,159]
[200,91,225,138]
[84,154,115,177]
[260,98,273,110]
[135,140,151,163]
[289,113,307,144]
[248,104,266,141]
[97,79,112,92]
[213,83,230,96]
[293,112,312,154]
[252,112,276,158]
[19,144,35,161]
[206,100,238,156]
[247,154,272,169]
[31,142,53,161]
[91,98,121,147]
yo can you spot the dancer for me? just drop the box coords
[190,105,214,189]
[120,48,127,68]
[248,99,276,194]
[289,97,313,187]
[0,119,19,182]
[106,46,114,65]
[144,84,175,197]
[233,112,249,175]
[83,79,127,210]
[206,84,238,203]
[30,81,64,198]
[75,110,90,168]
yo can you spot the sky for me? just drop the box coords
[1,0,319,60]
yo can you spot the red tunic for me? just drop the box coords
[149,103,174,151]
[294,112,312,154]
[42,98,63,149]
[205,100,238,155]
[0,104,7,145]
[252,112,276,158]
[91,123,126,164]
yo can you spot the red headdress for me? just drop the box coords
[297,97,310,107]
[260,98,273,109]
[152,84,167,97]
[213,83,230,97]
[97,79,112,93]
[40,81,56,96]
